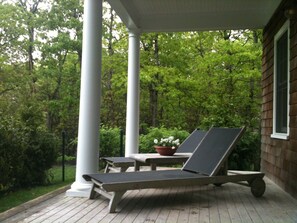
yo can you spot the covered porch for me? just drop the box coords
[67,0,282,197]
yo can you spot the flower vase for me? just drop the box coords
[154,146,177,156]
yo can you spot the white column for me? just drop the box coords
[66,0,102,197]
[125,30,141,157]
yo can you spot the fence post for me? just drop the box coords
[62,130,66,182]
[120,129,124,156]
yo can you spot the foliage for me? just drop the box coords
[0,3,27,62]
[99,125,123,158]
[229,129,261,170]
[0,106,59,191]
[20,131,59,187]
[97,126,124,169]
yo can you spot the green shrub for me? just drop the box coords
[0,109,59,191]
[99,126,122,157]
[0,125,24,191]
[98,126,123,169]
[139,127,189,153]
[19,131,59,187]
[229,129,261,171]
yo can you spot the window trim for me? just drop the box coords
[271,20,290,140]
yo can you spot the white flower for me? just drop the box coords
[173,139,180,146]
[153,136,181,148]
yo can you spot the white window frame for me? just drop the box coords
[271,20,290,140]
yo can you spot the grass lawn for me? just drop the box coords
[0,165,76,213]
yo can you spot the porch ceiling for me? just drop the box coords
[107,0,282,32]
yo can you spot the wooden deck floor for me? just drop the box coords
[2,177,297,223]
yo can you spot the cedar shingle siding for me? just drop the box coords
[261,0,297,198]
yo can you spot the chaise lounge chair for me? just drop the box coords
[102,129,206,172]
[83,127,266,213]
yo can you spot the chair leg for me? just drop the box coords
[120,166,129,172]
[135,161,140,171]
[104,163,111,173]
[109,191,126,213]
[213,161,228,187]
[150,163,157,170]
[89,183,98,199]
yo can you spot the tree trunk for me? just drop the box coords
[149,34,160,127]
[105,8,116,125]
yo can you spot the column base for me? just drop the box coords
[66,181,92,197]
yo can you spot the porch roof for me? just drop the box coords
[107,0,281,32]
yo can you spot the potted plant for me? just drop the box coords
[153,136,180,156]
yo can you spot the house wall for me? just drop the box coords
[261,0,297,198]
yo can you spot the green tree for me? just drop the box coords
[100,5,128,128]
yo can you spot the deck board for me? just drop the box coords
[237,186,260,223]
[177,187,191,223]
[208,187,220,223]
[28,196,76,223]
[68,199,106,223]
[2,177,297,223]
[217,186,232,223]
[224,185,241,223]
[154,188,173,223]
[143,188,170,222]
[125,189,156,223]
[197,185,209,223]
[161,187,180,223]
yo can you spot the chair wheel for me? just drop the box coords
[250,178,265,197]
